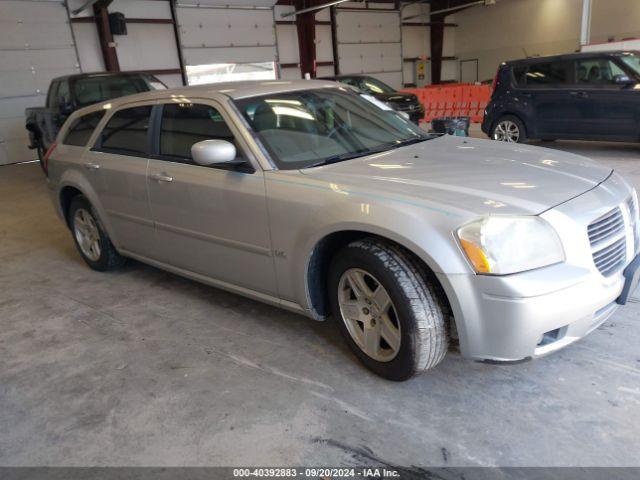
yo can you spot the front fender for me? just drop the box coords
[265,172,473,311]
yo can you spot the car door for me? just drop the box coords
[570,56,639,140]
[85,103,156,256]
[518,60,577,138]
[146,100,277,295]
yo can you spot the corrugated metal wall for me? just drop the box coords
[0,0,79,165]
[176,0,278,75]
[335,4,403,89]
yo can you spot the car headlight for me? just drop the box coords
[457,216,565,275]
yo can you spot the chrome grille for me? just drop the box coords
[588,206,627,276]
[627,195,639,253]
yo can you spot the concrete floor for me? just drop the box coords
[1,136,640,468]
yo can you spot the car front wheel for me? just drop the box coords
[491,115,527,143]
[68,195,125,271]
[328,238,449,381]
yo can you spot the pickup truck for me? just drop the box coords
[25,72,165,170]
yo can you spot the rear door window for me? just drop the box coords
[158,103,242,162]
[525,61,571,87]
[63,110,106,146]
[97,105,152,156]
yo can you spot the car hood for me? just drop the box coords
[300,135,612,216]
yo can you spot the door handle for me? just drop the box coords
[85,162,100,171]
[150,173,173,183]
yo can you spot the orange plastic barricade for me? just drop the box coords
[401,83,493,125]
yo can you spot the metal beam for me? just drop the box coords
[93,3,119,72]
[169,0,188,86]
[281,0,353,18]
[580,0,592,46]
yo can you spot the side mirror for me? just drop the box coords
[614,74,635,85]
[191,139,237,167]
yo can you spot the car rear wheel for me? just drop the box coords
[491,115,527,143]
[328,238,449,381]
[68,195,125,271]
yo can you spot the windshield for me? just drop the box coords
[74,74,166,108]
[234,88,430,170]
[618,53,640,78]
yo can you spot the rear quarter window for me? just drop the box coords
[512,66,527,87]
[524,61,571,86]
[63,110,106,147]
[96,105,152,156]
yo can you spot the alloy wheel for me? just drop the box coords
[337,268,401,362]
[493,120,520,142]
[73,208,101,262]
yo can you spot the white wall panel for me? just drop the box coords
[279,67,302,80]
[177,5,278,82]
[178,8,276,48]
[335,7,402,88]
[336,11,401,44]
[71,23,104,72]
[276,25,298,63]
[109,0,172,18]
[0,0,78,165]
[316,25,333,63]
[115,24,181,71]
[316,65,335,78]
[155,74,184,88]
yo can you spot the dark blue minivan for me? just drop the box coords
[482,51,640,143]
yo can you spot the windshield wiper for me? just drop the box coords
[392,136,431,148]
[305,136,431,169]
[306,150,373,168]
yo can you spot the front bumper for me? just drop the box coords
[439,264,623,361]
[439,172,635,362]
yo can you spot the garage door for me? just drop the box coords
[335,8,402,89]
[0,0,79,165]
[176,0,278,84]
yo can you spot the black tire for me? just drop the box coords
[490,114,528,143]
[68,195,125,271]
[328,238,449,381]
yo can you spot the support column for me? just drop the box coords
[94,4,119,72]
[430,13,445,84]
[580,0,592,46]
[296,3,317,78]
[330,6,340,75]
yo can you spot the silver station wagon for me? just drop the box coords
[45,80,640,381]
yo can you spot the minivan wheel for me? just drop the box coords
[328,238,449,381]
[491,115,527,143]
[68,195,125,271]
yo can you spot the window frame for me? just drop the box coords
[89,96,264,173]
[572,56,636,89]
[91,103,155,158]
[47,80,60,109]
[62,110,107,147]
[515,60,574,89]
[148,98,258,174]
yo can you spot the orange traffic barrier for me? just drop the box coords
[402,83,492,124]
